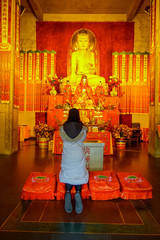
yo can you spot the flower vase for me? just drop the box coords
[116,138,126,150]
[38,137,49,149]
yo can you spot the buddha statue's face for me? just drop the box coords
[77,34,89,50]
[81,76,87,85]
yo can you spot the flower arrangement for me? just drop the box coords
[47,74,59,86]
[34,122,54,140]
[109,75,119,83]
[108,75,120,97]
[112,124,132,139]
[46,74,62,95]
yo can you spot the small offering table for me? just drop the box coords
[84,140,105,170]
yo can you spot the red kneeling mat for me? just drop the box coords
[89,171,120,200]
[117,172,152,200]
[21,172,56,200]
[55,181,90,200]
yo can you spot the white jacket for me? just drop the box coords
[59,125,89,185]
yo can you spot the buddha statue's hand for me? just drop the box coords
[85,63,95,74]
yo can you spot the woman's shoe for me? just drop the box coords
[75,192,83,214]
[65,192,73,213]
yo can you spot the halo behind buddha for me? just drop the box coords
[71,29,96,51]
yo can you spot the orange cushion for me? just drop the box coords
[117,172,152,200]
[21,172,56,200]
[89,171,120,200]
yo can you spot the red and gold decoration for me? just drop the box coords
[14,1,20,108]
[19,50,56,111]
[34,50,42,111]
[0,0,12,103]
[0,0,20,106]
[112,51,150,114]
[26,50,34,111]
[150,0,156,105]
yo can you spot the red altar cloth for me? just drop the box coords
[55,181,90,200]
[53,130,113,155]
[21,172,56,200]
[89,171,120,200]
[117,172,152,200]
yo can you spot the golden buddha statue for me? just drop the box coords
[63,29,105,88]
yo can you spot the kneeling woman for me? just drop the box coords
[59,108,88,214]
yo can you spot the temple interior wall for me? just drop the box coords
[19,13,150,134]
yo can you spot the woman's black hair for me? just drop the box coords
[66,108,81,123]
[63,108,84,138]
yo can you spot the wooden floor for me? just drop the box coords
[0,139,160,240]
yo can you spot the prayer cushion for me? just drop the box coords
[21,172,56,200]
[89,171,120,200]
[56,181,90,200]
[117,172,152,200]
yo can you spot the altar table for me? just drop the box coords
[52,130,113,155]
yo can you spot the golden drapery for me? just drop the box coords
[112,52,150,114]
[19,50,56,111]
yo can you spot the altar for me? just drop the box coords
[48,89,119,156]
[47,95,120,130]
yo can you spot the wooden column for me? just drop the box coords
[149,0,160,157]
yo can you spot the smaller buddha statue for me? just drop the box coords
[63,80,72,104]
[73,75,95,109]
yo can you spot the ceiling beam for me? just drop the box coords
[127,0,145,21]
[26,0,43,21]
